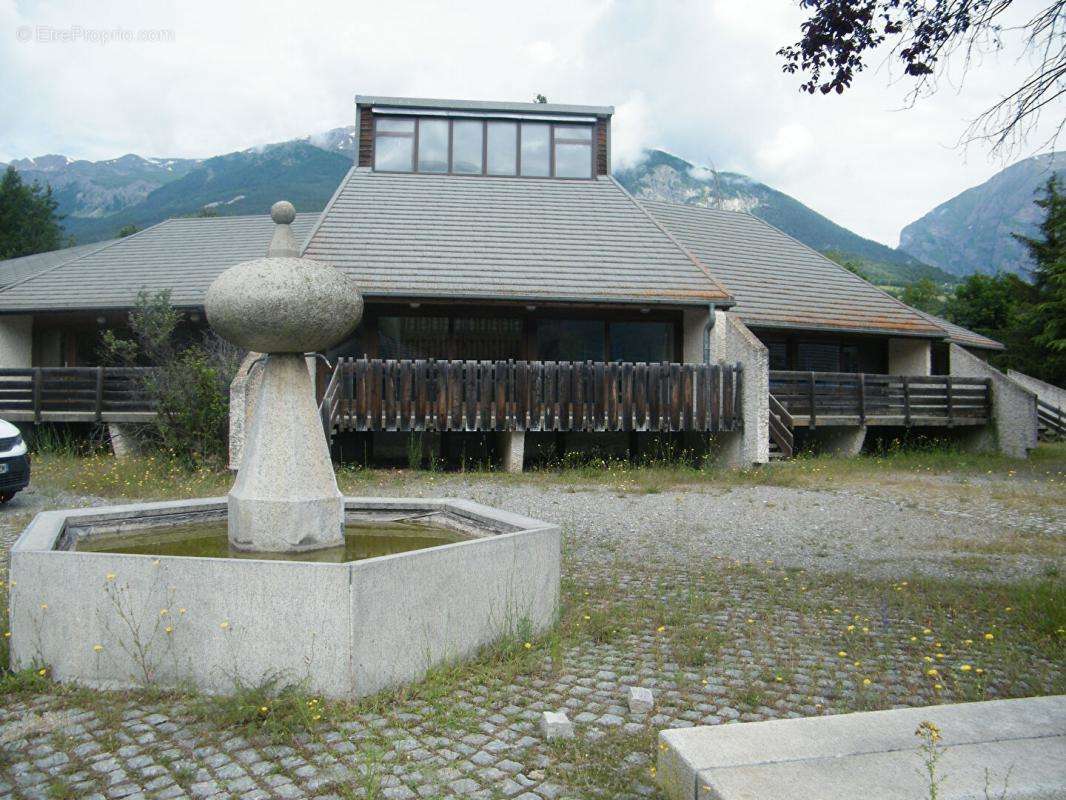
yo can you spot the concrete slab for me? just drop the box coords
[659,696,1066,800]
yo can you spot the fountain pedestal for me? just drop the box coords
[205,200,363,553]
[227,353,343,551]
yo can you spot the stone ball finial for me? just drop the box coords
[271,200,296,225]
[204,201,363,354]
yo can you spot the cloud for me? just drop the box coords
[1,0,1060,246]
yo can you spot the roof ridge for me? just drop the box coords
[609,178,734,308]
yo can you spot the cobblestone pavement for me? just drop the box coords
[0,474,1062,799]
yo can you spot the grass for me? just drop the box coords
[187,673,332,743]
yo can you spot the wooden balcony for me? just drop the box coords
[321,358,743,436]
[0,367,156,423]
[770,371,992,428]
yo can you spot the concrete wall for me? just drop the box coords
[887,337,931,375]
[228,352,264,470]
[1008,369,1066,411]
[9,497,560,699]
[681,307,710,364]
[0,315,33,368]
[709,311,769,466]
[950,344,1037,458]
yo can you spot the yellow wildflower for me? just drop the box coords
[92,644,103,652]
[959,665,972,672]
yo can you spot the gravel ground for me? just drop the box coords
[0,470,1061,799]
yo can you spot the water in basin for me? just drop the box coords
[77,520,469,563]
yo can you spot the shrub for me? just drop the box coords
[101,289,240,467]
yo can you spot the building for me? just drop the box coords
[0,96,1038,466]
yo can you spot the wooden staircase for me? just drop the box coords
[1038,398,1065,441]
[768,393,794,459]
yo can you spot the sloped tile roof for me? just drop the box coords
[0,239,118,288]
[302,169,732,306]
[641,200,944,338]
[917,311,1004,351]
[0,214,320,311]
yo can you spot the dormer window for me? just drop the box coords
[372,114,594,178]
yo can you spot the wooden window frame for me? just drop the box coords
[371,113,596,180]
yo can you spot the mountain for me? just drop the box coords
[6,153,199,220]
[48,143,353,244]
[899,151,1064,277]
[5,132,952,289]
[615,149,954,287]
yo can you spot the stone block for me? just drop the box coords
[540,712,574,741]
[658,695,1066,800]
[628,686,655,714]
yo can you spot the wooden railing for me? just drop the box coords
[1038,398,1065,441]
[769,371,991,427]
[0,367,156,422]
[321,358,742,436]
[768,393,794,457]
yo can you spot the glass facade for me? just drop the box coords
[608,322,674,362]
[537,320,605,362]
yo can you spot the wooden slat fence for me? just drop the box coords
[769,371,991,427]
[323,358,742,436]
[0,367,156,421]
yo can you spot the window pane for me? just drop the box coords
[452,120,483,174]
[374,135,413,172]
[554,142,592,178]
[486,121,517,176]
[537,320,604,361]
[376,117,415,133]
[520,123,550,177]
[417,119,449,173]
[553,124,592,142]
[608,322,674,362]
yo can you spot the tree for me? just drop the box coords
[779,1,1066,154]
[900,278,944,315]
[117,224,140,237]
[0,165,65,259]
[824,249,872,281]
[1015,175,1066,379]
[535,94,548,104]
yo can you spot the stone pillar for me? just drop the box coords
[806,425,867,456]
[0,315,33,368]
[888,338,932,375]
[227,353,344,552]
[228,352,265,471]
[498,431,525,473]
[950,344,1037,459]
[709,311,769,467]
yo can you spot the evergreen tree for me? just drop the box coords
[0,165,65,259]
[1015,176,1066,379]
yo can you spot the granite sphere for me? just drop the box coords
[205,257,363,353]
[270,200,296,225]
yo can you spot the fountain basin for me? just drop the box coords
[9,497,560,698]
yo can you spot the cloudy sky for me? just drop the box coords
[1,0,1061,246]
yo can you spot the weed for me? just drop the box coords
[188,674,331,743]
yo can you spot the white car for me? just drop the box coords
[0,418,30,504]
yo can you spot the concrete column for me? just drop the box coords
[709,311,769,467]
[0,315,33,368]
[107,423,139,458]
[950,344,1037,458]
[888,338,931,375]
[498,431,525,473]
[682,307,711,363]
[228,351,265,471]
[805,425,867,456]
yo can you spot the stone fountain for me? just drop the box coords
[7,202,560,698]
[204,200,362,553]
